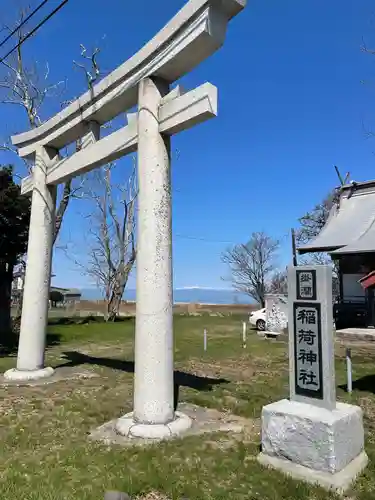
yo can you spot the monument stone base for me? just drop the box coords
[115,411,192,439]
[4,366,55,382]
[258,399,367,493]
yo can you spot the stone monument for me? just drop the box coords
[258,265,367,492]
[265,293,288,335]
[5,0,246,440]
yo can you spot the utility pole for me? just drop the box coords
[291,228,298,267]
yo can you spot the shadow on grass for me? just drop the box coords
[1,315,131,357]
[58,351,229,410]
[339,374,375,394]
[48,315,132,326]
[0,330,62,357]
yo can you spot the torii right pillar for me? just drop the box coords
[116,77,192,438]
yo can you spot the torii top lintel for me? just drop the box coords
[11,0,246,159]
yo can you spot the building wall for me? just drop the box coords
[336,253,375,303]
[342,273,365,301]
[338,253,375,274]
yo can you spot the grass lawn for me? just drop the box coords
[0,315,375,499]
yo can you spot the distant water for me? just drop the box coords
[81,287,253,305]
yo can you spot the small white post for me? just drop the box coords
[204,328,207,351]
[242,321,247,348]
[346,347,352,394]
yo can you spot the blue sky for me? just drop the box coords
[2,0,375,290]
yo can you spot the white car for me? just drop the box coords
[249,308,266,331]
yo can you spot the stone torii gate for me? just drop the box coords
[6,0,246,438]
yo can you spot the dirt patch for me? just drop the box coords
[136,494,170,500]
[335,341,375,356]
[89,402,257,447]
[0,366,98,387]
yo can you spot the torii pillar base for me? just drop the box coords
[115,411,192,440]
[4,366,55,382]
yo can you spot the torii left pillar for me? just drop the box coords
[4,146,57,381]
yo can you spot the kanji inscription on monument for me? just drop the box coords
[296,269,316,300]
[294,302,323,400]
[288,265,335,410]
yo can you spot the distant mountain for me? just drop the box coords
[80,287,253,305]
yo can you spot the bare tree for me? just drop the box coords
[0,8,136,322]
[0,10,106,241]
[75,164,137,321]
[296,189,340,268]
[0,9,107,320]
[268,268,288,295]
[221,232,280,307]
[73,45,101,90]
[0,11,73,244]
[68,47,137,321]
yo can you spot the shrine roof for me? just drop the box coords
[298,180,375,255]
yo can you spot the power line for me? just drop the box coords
[0,0,70,65]
[174,234,236,244]
[0,0,51,53]
[174,230,291,245]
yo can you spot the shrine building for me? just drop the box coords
[298,179,375,330]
